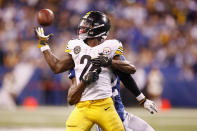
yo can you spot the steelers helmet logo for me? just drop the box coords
[74,46,81,54]
[103,47,111,55]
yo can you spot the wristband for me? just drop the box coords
[40,45,50,52]
[136,93,145,102]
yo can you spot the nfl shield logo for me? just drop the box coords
[74,46,81,54]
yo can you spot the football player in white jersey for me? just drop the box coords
[35,11,137,131]
[67,55,157,131]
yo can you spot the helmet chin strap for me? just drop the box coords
[101,35,107,40]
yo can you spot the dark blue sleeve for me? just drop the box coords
[114,55,141,97]
[68,69,75,79]
[120,55,125,61]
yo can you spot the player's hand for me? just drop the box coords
[142,99,158,114]
[34,27,53,48]
[91,53,112,67]
[82,68,100,85]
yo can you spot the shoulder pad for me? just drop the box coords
[104,39,123,56]
[65,39,83,53]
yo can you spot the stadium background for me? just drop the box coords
[0,0,197,131]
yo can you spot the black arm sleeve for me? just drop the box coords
[114,70,141,97]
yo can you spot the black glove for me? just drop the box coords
[91,53,112,67]
[82,67,101,85]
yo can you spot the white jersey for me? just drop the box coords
[65,39,123,101]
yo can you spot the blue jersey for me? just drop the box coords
[112,77,125,121]
[68,55,126,122]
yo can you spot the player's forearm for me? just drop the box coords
[115,70,151,106]
[67,82,86,105]
[43,50,61,73]
[114,69,141,97]
[111,60,136,74]
[42,50,74,74]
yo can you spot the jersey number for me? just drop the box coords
[79,55,91,80]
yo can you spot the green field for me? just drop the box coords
[0,106,196,131]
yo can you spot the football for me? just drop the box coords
[37,9,54,26]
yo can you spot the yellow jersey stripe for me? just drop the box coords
[118,46,123,51]
[65,49,71,53]
[115,50,123,55]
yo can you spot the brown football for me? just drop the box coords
[37,9,54,26]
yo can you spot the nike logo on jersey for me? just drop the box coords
[104,107,110,111]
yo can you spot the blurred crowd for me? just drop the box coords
[0,0,197,108]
